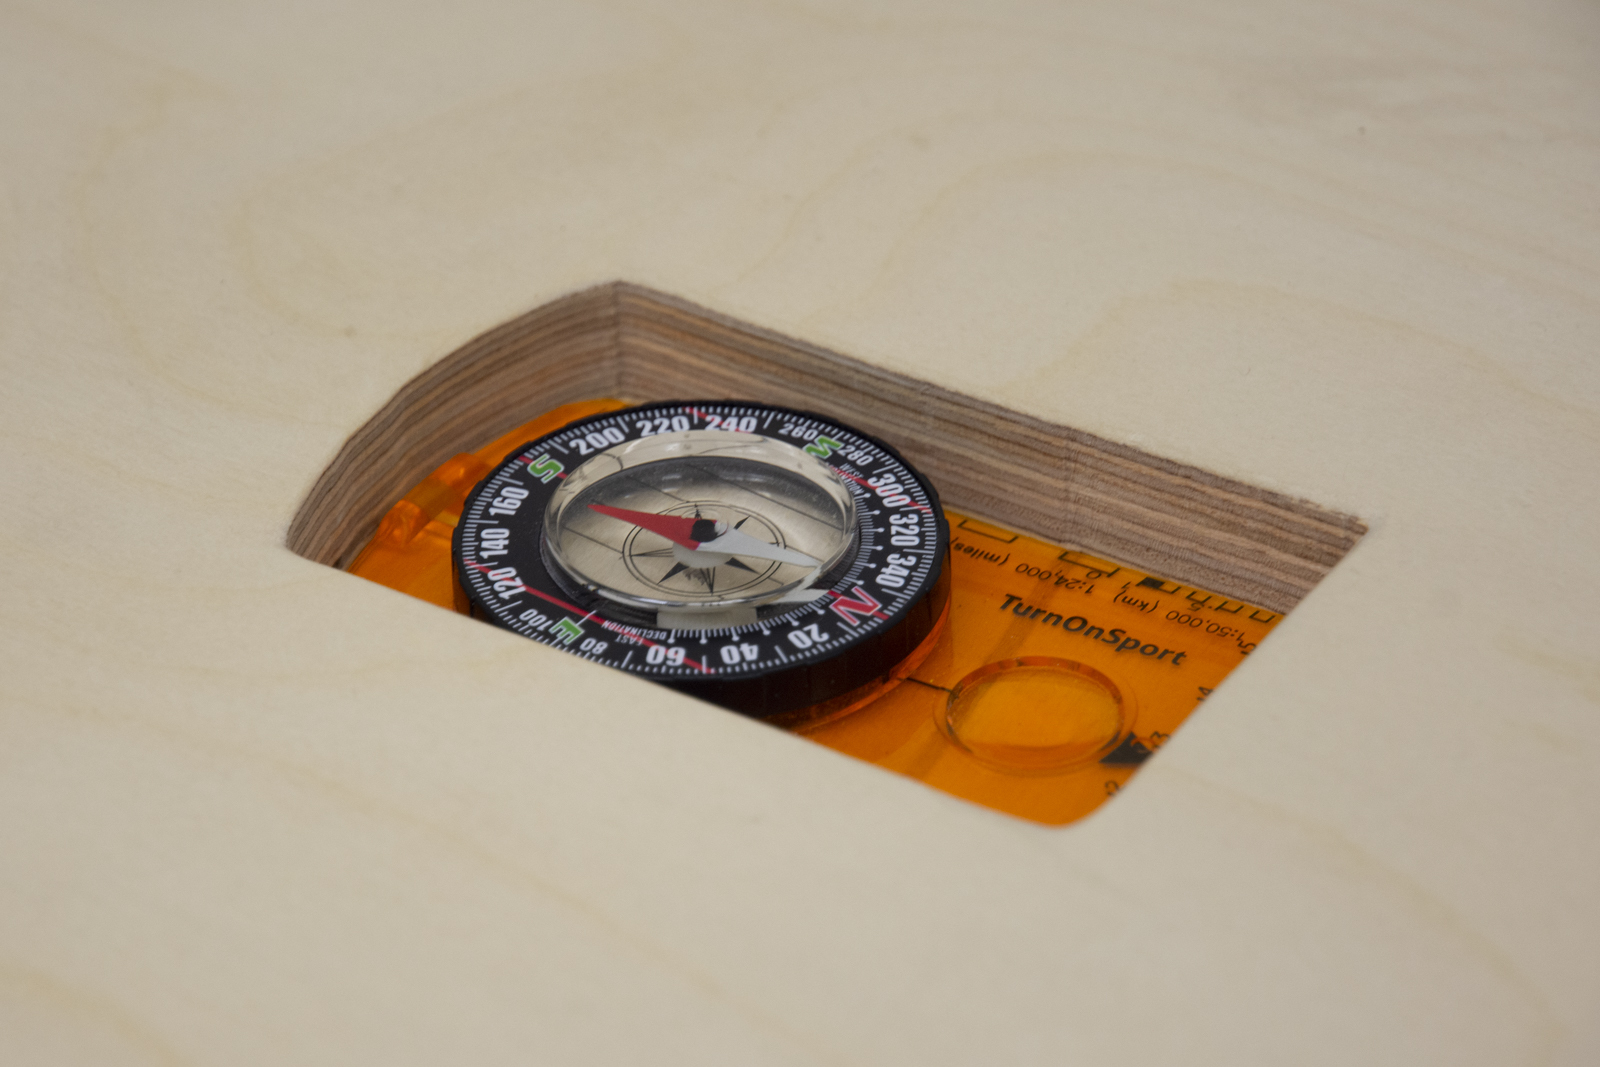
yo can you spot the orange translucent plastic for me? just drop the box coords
[803,514,1280,824]
[348,401,1281,825]
[347,399,630,608]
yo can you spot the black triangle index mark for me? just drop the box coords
[1099,736,1153,766]
[662,562,689,582]
[726,558,756,572]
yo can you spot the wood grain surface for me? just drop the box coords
[291,281,1363,611]
[3,1,1598,1065]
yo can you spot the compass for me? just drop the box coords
[453,401,950,719]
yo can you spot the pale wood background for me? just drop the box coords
[2,1,1597,1064]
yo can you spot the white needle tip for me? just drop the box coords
[697,527,819,568]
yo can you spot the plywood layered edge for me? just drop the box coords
[287,281,1364,613]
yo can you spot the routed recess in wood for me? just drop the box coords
[288,282,1364,613]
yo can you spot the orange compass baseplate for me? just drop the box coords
[348,399,1282,826]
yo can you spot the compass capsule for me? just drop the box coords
[542,430,858,627]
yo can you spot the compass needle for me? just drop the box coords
[587,503,706,549]
[697,527,820,568]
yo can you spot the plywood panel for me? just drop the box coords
[3,1,1598,1064]
[290,282,1363,611]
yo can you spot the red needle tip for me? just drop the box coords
[588,503,704,548]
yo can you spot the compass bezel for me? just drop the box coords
[452,400,950,719]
